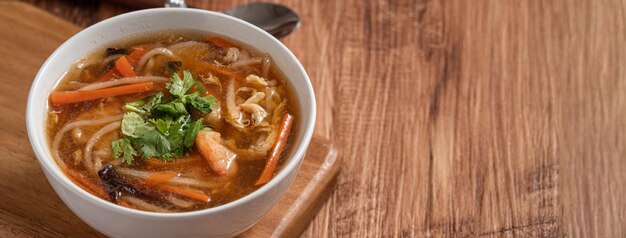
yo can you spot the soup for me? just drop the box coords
[46,32,298,212]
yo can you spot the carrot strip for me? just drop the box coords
[159,185,210,202]
[208,36,238,49]
[144,171,178,186]
[256,113,295,185]
[128,46,146,64]
[50,82,155,105]
[117,200,134,209]
[144,184,210,203]
[115,56,136,77]
[96,68,118,82]
[206,64,246,79]
[65,169,107,198]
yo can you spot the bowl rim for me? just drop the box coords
[26,7,316,218]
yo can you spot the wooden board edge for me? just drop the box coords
[239,139,341,238]
[272,145,341,237]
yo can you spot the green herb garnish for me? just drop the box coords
[111,70,216,164]
[111,138,136,165]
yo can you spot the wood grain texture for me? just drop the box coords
[8,0,626,237]
[241,138,340,237]
[0,3,96,237]
[0,2,340,237]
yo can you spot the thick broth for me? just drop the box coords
[46,31,299,212]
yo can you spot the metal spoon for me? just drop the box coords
[221,3,301,38]
[108,0,301,38]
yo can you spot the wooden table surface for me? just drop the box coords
[13,0,626,237]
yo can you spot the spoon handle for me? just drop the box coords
[106,0,182,8]
[165,0,187,8]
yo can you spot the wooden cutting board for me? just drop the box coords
[0,2,340,237]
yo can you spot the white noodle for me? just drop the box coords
[84,121,121,174]
[116,167,221,189]
[137,47,175,72]
[167,194,197,208]
[255,122,273,132]
[77,76,170,91]
[240,103,268,128]
[143,58,155,76]
[261,55,271,78]
[272,100,287,124]
[226,79,245,129]
[237,87,257,96]
[245,75,269,87]
[67,81,90,88]
[51,115,123,168]
[264,87,276,116]
[167,41,206,51]
[257,128,278,153]
[93,149,109,158]
[243,92,265,105]
[230,57,262,68]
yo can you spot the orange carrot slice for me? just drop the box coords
[256,113,294,185]
[206,64,246,79]
[117,200,134,209]
[50,82,155,105]
[96,68,118,82]
[144,171,178,186]
[128,46,146,64]
[114,56,136,77]
[154,184,210,203]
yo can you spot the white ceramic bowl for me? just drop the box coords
[26,8,315,238]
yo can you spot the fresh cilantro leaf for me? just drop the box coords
[113,70,218,164]
[155,118,170,134]
[124,92,163,115]
[197,82,207,95]
[111,138,136,164]
[189,95,217,114]
[144,92,163,113]
[159,152,175,161]
[111,140,123,158]
[166,61,182,73]
[124,100,147,114]
[176,114,190,127]
[153,100,188,117]
[183,118,204,148]
[165,116,187,150]
[167,71,195,97]
[137,143,157,158]
[136,129,171,158]
[168,117,183,136]
[180,91,198,104]
[121,112,154,138]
